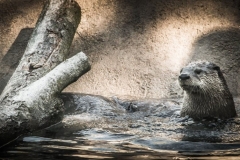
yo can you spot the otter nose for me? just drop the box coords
[179,74,190,80]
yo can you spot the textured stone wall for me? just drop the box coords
[1,0,240,99]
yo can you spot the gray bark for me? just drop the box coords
[0,52,90,147]
[0,0,90,147]
[0,0,81,101]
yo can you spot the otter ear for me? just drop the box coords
[208,63,220,72]
[213,65,220,71]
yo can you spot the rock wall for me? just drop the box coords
[1,0,240,99]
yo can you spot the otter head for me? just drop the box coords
[179,61,236,119]
[178,61,223,95]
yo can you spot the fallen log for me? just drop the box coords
[0,52,90,147]
[0,0,81,101]
[0,0,90,147]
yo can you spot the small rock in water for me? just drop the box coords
[127,103,139,112]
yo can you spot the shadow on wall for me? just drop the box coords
[0,0,42,31]
[0,0,42,57]
[70,0,162,58]
[190,28,240,96]
[0,28,33,94]
[71,0,240,57]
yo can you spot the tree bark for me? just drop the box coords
[0,0,81,101]
[0,0,90,147]
[0,52,90,147]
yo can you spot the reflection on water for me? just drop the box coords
[0,129,180,160]
[1,94,240,159]
[1,128,240,160]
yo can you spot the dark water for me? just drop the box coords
[1,128,240,160]
[1,94,240,159]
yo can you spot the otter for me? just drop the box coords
[178,61,236,120]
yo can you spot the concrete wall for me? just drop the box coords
[1,0,240,99]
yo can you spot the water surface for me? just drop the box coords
[1,94,240,159]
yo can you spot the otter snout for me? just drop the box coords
[179,74,190,80]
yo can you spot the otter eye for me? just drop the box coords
[194,69,202,74]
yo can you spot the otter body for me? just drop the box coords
[178,61,236,120]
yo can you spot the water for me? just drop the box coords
[1,94,240,159]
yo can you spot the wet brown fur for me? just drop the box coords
[179,61,237,120]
